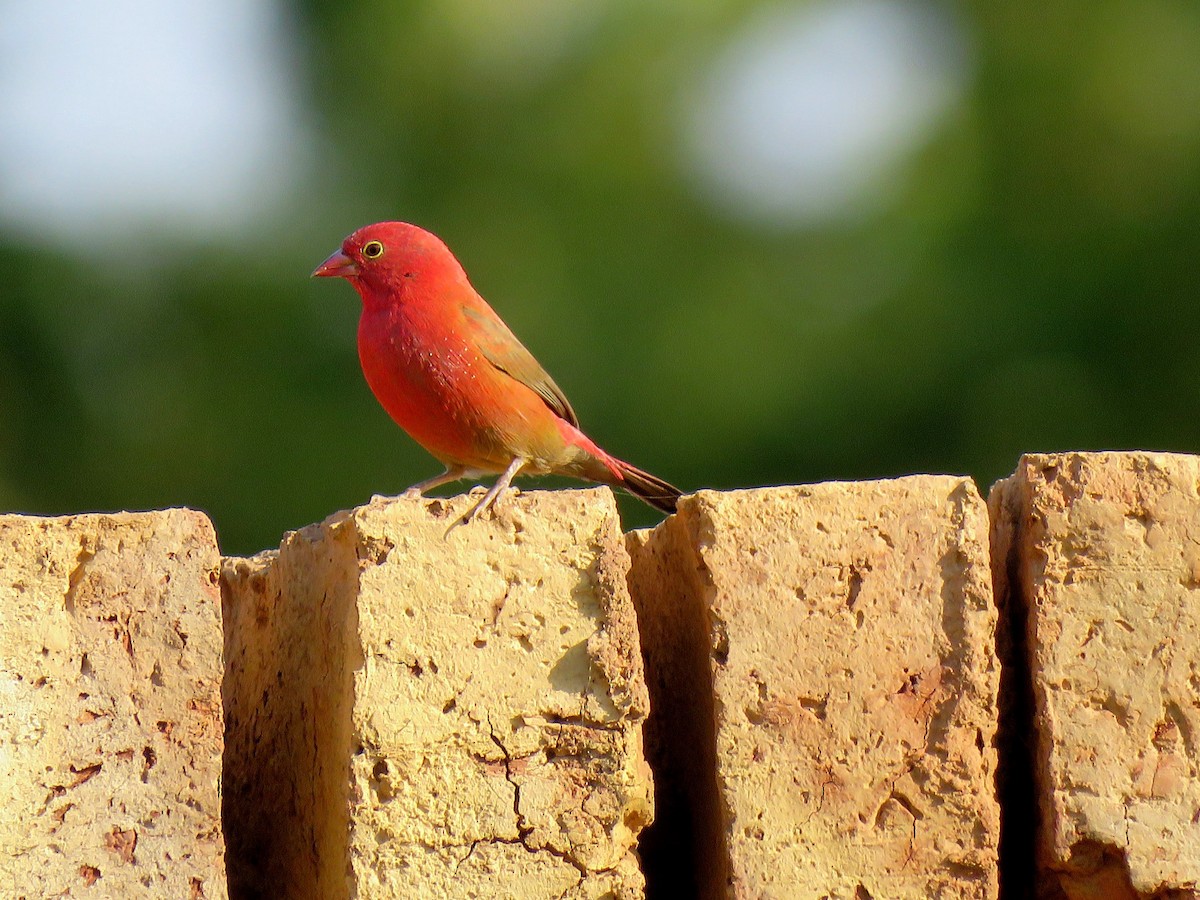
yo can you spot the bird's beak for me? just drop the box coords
[312,249,359,278]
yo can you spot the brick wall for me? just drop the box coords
[2,451,1197,898]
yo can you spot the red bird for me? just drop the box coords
[313,222,681,525]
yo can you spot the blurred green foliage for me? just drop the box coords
[2,0,1200,555]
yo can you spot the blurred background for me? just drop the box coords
[1,0,1198,554]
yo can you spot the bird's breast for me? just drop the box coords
[356,306,565,470]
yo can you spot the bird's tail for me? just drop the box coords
[562,423,682,514]
[611,459,682,514]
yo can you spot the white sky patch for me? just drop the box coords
[681,0,969,227]
[0,0,309,245]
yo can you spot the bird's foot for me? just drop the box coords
[444,493,494,536]
[443,486,517,537]
[441,458,528,538]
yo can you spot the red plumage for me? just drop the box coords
[313,221,680,524]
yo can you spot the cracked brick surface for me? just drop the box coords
[0,510,227,899]
[222,489,652,899]
[630,481,1000,898]
[991,453,1200,899]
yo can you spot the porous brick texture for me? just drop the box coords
[0,510,227,899]
[629,480,1001,899]
[221,489,653,900]
[991,452,1200,899]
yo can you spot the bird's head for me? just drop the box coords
[312,221,465,299]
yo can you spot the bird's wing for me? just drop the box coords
[461,303,580,427]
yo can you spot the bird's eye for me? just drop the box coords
[362,240,385,259]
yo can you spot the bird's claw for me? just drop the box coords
[442,489,506,538]
[441,459,526,538]
[442,506,480,538]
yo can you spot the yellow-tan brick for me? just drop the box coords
[0,510,226,899]
[221,489,652,900]
[991,452,1200,899]
[630,480,1000,899]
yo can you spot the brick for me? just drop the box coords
[991,452,1200,898]
[0,510,227,899]
[221,489,652,899]
[629,480,1000,899]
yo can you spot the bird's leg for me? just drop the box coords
[450,456,527,530]
[402,465,469,499]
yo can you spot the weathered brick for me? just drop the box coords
[0,510,226,899]
[991,452,1200,898]
[630,480,1000,899]
[221,489,652,899]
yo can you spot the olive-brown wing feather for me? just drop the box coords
[461,303,579,427]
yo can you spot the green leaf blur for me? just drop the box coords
[2,0,1199,554]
